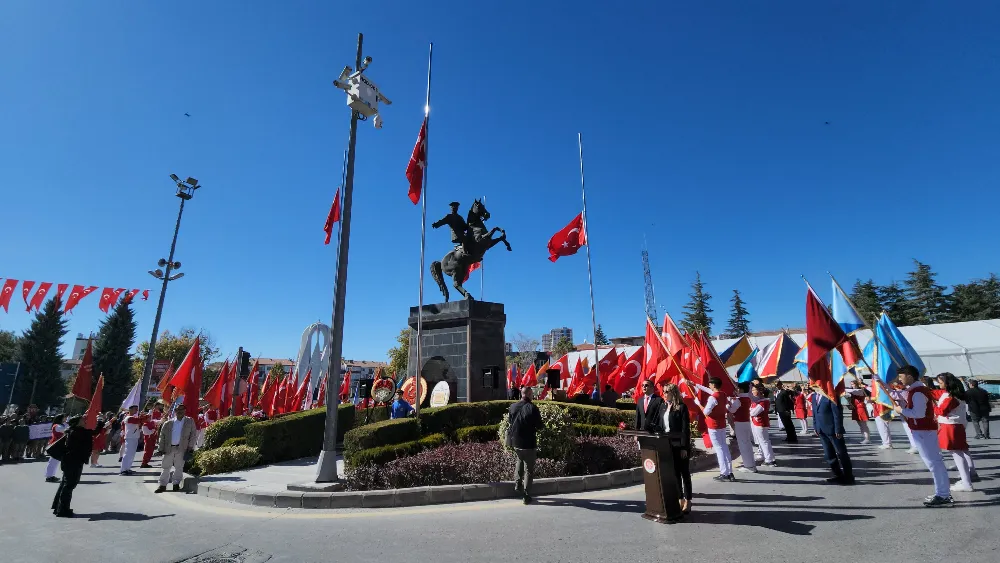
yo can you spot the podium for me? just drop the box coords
[620,430,682,524]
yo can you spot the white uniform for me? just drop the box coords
[730,394,756,472]
[750,399,775,464]
[898,383,949,499]
[44,423,68,479]
[119,415,142,473]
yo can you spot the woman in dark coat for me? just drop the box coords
[660,383,692,515]
[52,416,94,518]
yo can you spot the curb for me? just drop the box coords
[186,449,722,510]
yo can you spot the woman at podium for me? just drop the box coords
[660,384,692,514]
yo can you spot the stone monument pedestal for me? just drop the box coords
[407,301,507,404]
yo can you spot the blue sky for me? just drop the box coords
[2,2,999,363]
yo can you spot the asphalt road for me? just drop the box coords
[2,421,998,563]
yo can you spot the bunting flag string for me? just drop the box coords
[0,277,150,314]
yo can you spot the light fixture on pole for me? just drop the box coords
[316,33,390,484]
[137,174,201,408]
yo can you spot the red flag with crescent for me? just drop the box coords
[202,361,227,410]
[316,375,328,408]
[547,213,586,262]
[611,347,644,394]
[70,340,94,400]
[141,289,150,301]
[83,375,104,431]
[64,285,98,313]
[21,281,35,309]
[0,279,18,313]
[55,283,69,303]
[168,337,203,416]
[107,288,126,308]
[123,289,141,303]
[27,282,53,312]
[97,287,116,313]
[406,118,427,204]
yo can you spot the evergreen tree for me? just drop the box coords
[16,297,68,408]
[722,289,750,338]
[552,336,576,357]
[267,362,286,384]
[594,324,610,346]
[877,282,908,324]
[950,274,1000,321]
[681,272,713,336]
[93,298,137,410]
[849,279,881,327]
[0,330,21,363]
[903,260,952,325]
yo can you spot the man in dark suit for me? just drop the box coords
[966,380,991,439]
[774,382,797,443]
[811,386,855,485]
[635,380,665,432]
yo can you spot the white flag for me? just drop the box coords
[121,379,143,409]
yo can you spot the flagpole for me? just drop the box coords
[415,42,433,419]
[828,273,896,401]
[480,195,485,301]
[577,133,601,401]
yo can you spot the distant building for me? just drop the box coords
[610,336,644,347]
[504,342,513,354]
[71,333,96,360]
[541,327,573,352]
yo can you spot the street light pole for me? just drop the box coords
[138,176,199,408]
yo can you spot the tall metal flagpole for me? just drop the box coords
[578,133,600,401]
[480,195,485,300]
[416,42,433,418]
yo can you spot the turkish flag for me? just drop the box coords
[547,213,586,262]
[141,290,150,301]
[123,289,141,303]
[64,285,99,313]
[108,288,126,307]
[97,287,116,313]
[202,361,228,410]
[611,347,644,394]
[0,279,18,313]
[339,369,351,402]
[806,285,848,400]
[169,337,203,416]
[316,376,328,408]
[550,354,570,382]
[27,282,53,312]
[221,360,239,416]
[661,313,685,355]
[463,261,482,282]
[293,369,312,411]
[259,377,278,417]
[70,340,94,400]
[55,283,69,303]
[696,332,735,396]
[21,281,35,309]
[323,187,341,245]
[405,118,427,204]
[83,375,104,431]
[520,364,537,387]
[246,360,261,411]
[642,317,666,381]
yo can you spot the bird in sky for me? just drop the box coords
[184,112,191,117]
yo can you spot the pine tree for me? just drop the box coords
[552,337,576,357]
[0,330,20,363]
[681,272,713,336]
[903,260,951,325]
[950,274,1000,322]
[93,298,137,410]
[849,279,881,327]
[16,297,68,408]
[594,324,610,346]
[877,282,908,324]
[722,289,750,338]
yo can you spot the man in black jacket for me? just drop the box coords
[966,380,992,439]
[635,380,665,432]
[507,386,543,504]
[52,416,94,518]
[774,383,797,443]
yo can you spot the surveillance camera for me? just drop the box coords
[373,113,384,129]
[363,56,372,66]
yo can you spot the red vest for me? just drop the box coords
[48,424,65,445]
[751,399,770,427]
[733,395,751,423]
[904,385,937,431]
[705,391,728,429]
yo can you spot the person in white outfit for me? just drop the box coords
[44,415,67,482]
[730,382,758,474]
[750,384,776,466]
[935,373,978,493]
[693,377,735,482]
[894,365,952,507]
[118,405,142,476]
[871,397,894,449]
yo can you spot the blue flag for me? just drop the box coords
[877,313,926,376]
[793,344,808,380]
[830,348,849,391]
[831,277,866,335]
[736,347,759,384]
[864,337,897,406]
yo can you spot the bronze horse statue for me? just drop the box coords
[431,199,511,301]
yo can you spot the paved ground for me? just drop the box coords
[2,419,999,563]
[198,454,345,493]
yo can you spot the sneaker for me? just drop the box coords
[878,444,893,450]
[860,439,871,445]
[154,486,166,494]
[140,464,152,469]
[737,466,758,473]
[922,496,954,507]
[713,475,728,482]
[725,474,737,482]
[972,473,981,483]
[951,482,974,492]
[762,461,778,467]
[907,448,919,455]
[522,495,533,505]
[172,484,181,492]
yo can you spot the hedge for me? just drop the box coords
[203,416,256,450]
[197,444,262,476]
[561,403,634,428]
[572,423,620,437]
[221,436,247,448]
[455,424,500,443]
[348,433,447,467]
[615,399,637,411]
[343,418,421,464]
[418,401,514,436]
[244,404,356,464]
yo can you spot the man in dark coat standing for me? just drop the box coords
[774,382,797,443]
[635,380,665,432]
[966,380,991,439]
[507,386,543,505]
[811,386,854,485]
[52,416,94,518]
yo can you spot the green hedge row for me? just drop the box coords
[419,401,514,436]
[572,423,620,437]
[615,399,637,411]
[221,436,247,448]
[243,404,355,464]
[348,433,447,467]
[560,403,633,428]
[343,418,421,464]
[203,416,256,450]
[455,424,500,443]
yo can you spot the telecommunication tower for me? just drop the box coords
[642,242,657,326]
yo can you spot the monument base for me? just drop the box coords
[407,300,507,404]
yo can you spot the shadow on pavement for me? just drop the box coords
[534,498,644,513]
[683,509,873,535]
[78,480,110,485]
[694,493,824,503]
[79,512,175,522]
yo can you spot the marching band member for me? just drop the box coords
[730,382,757,473]
[118,405,143,476]
[139,404,163,468]
[195,408,207,449]
[793,385,808,435]
[694,377,735,482]
[935,372,978,493]
[844,380,872,445]
[750,384,776,466]
[891,380,920,455]
[44,415,67,482]
[871,396,894,449]
[893,365,952,507]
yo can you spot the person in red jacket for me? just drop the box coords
[844,380,872,445]
[894,365,951,507]
[935,372,979,493]
[139,404,164,468]
[694,377,735,482]
[750,384,776,466]
[793,385,808,435]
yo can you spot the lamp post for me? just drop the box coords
[137,175,200,408]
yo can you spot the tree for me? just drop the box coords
[722,289,750,338]
[15,297,68,408]
[132,328,219,384]
[92,298,137,410]
[510,333,540,372]
[849,279,881,327]
[267,362,286,384]
[551,336,576,358]
[877,282,908,324]
[0,330,21,363]
[594,324,610,346]
[387,327,411,378]
[681,271,713,336]
[903,260,951,325]
[951,274,1000,322]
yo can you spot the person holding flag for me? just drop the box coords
[810,380,856,485]
[118,405,143,476]
[693,377,736,482]
[51,416,93,518]
[843,380,872,445]
[749,384,777,466]
[893,365,951,507]
[730,382,758,474]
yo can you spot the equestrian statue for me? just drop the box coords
[430,199,511,301]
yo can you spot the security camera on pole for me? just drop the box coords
[316,33,389,484]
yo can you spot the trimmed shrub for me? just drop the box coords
[343,418,421,463]
[615,399,636,411]
[562,403,634,428]
[346,441,567,491]
[456,424,500,443]
[221,436,247,448]
[243,404,354,464]
[203,416,256,450]
[497,403,575,460]
[572,423,619,438]
[348,433,447,467]
[566,434,641,475]
[184,448,207,476]
[419,401,514,436]
[197,445,262,476]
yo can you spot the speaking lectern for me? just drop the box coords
[620,430,682,524]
